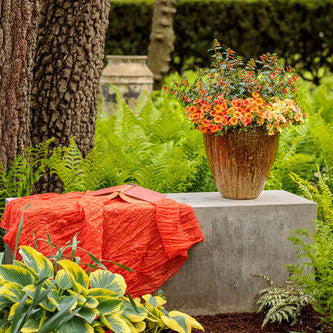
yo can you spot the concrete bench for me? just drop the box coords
[162,190,316,314]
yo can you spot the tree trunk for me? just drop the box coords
[0,0,39,170]
[31,0,110,156]
[147,0,179,90]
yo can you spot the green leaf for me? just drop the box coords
[75,307,99,324]
[0,265,36,286]
[58,260,89,294]
[89,269,127,296]
[55,270,72,290]
[38,294,81,333]
[57,316,94,333]
[19,246,54,279]
[101,313,131,333]
[0,282,25,302]
[14,205,31,261]
[95,296,122,315]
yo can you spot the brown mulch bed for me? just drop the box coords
[192,305,331,332]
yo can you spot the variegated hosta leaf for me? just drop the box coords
[161,314,189,333]
[142,294,166,309]
[22,285,57,312]
[57,295,78,312]
[133,321,146,332]
[95,296,122,315]
[19,246,54,279]
[84,296,99,309]
[21,316,45,333]
[0,282,25,303]
[8,302,19,321]
[0,265,36,286]
[58,260,89,294]
[89,270,127,296]
[169,311,204,331]
[56,316,94,333]
[68,290,87,305]
[121,298,147,323]
[87,288,118,298]
[0,295,14,310]
[101,313,131,333]
[55,270,72,290]
[76,307,99,324]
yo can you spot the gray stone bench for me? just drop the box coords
[4,191,316,314]
[163,190,316,314]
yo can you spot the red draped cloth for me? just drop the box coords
[1,192,204,297]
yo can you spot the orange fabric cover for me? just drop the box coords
[1,192,204,297]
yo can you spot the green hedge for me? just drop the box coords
[107,0,333,84]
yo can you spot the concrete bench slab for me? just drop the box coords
[162,190,316,314]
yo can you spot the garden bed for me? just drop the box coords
[191,306,330,332]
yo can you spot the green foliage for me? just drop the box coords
[265,76,333,194]
[107,0,333,84]
[49,91,215,194]
[287,173,333,327]
[256,275,310,327]
[0,140,54,251]
[0,234,204,332]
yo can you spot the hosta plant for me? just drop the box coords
[0,246,204,333]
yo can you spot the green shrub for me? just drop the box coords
[107,0,333,84]
[287,172,333,327]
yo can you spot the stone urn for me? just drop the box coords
[100,55,154,113]
[203,127,280,199]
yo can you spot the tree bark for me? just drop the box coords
[31,0,110,156]
[147,0,179,90]
[0,0,39,170]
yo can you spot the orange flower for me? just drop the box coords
[202,119,211,127]
[214,105,224,114]
[193,99,200,104]
[234,111,242,119]
[217,124,223,131]
[220,101,227,109]
[199,125,208,133]
[250,106,259,113]
[245,112,252,119]
[210,109,217,117]
[229,117,238,125]
[221,116,229,125]
[231,99,243,108]
[201,105,209,112]
[227,107,235,114]
[189,105,197,113]
[252,91,260,98]
[214,115,223,123]
[255,98,264,105]
[209,124,218,133]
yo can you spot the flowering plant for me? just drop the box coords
[165,40,307,135]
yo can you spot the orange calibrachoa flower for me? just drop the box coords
[166,40,305,135]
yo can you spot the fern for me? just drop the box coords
[256,275,310,327]
[287,172,333,327]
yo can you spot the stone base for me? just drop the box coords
[163,190,316,315]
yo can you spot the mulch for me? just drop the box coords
[192,305,332,332]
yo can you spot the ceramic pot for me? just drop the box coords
[100,55,154,113]
[204,127,280,199]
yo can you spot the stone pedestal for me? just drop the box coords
[163,190,316,314]
[100,55,153,113]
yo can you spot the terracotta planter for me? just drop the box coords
[204,127,280,199]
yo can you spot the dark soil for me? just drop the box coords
[192,305,331,332]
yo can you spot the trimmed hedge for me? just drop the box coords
[107,0,333,83]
